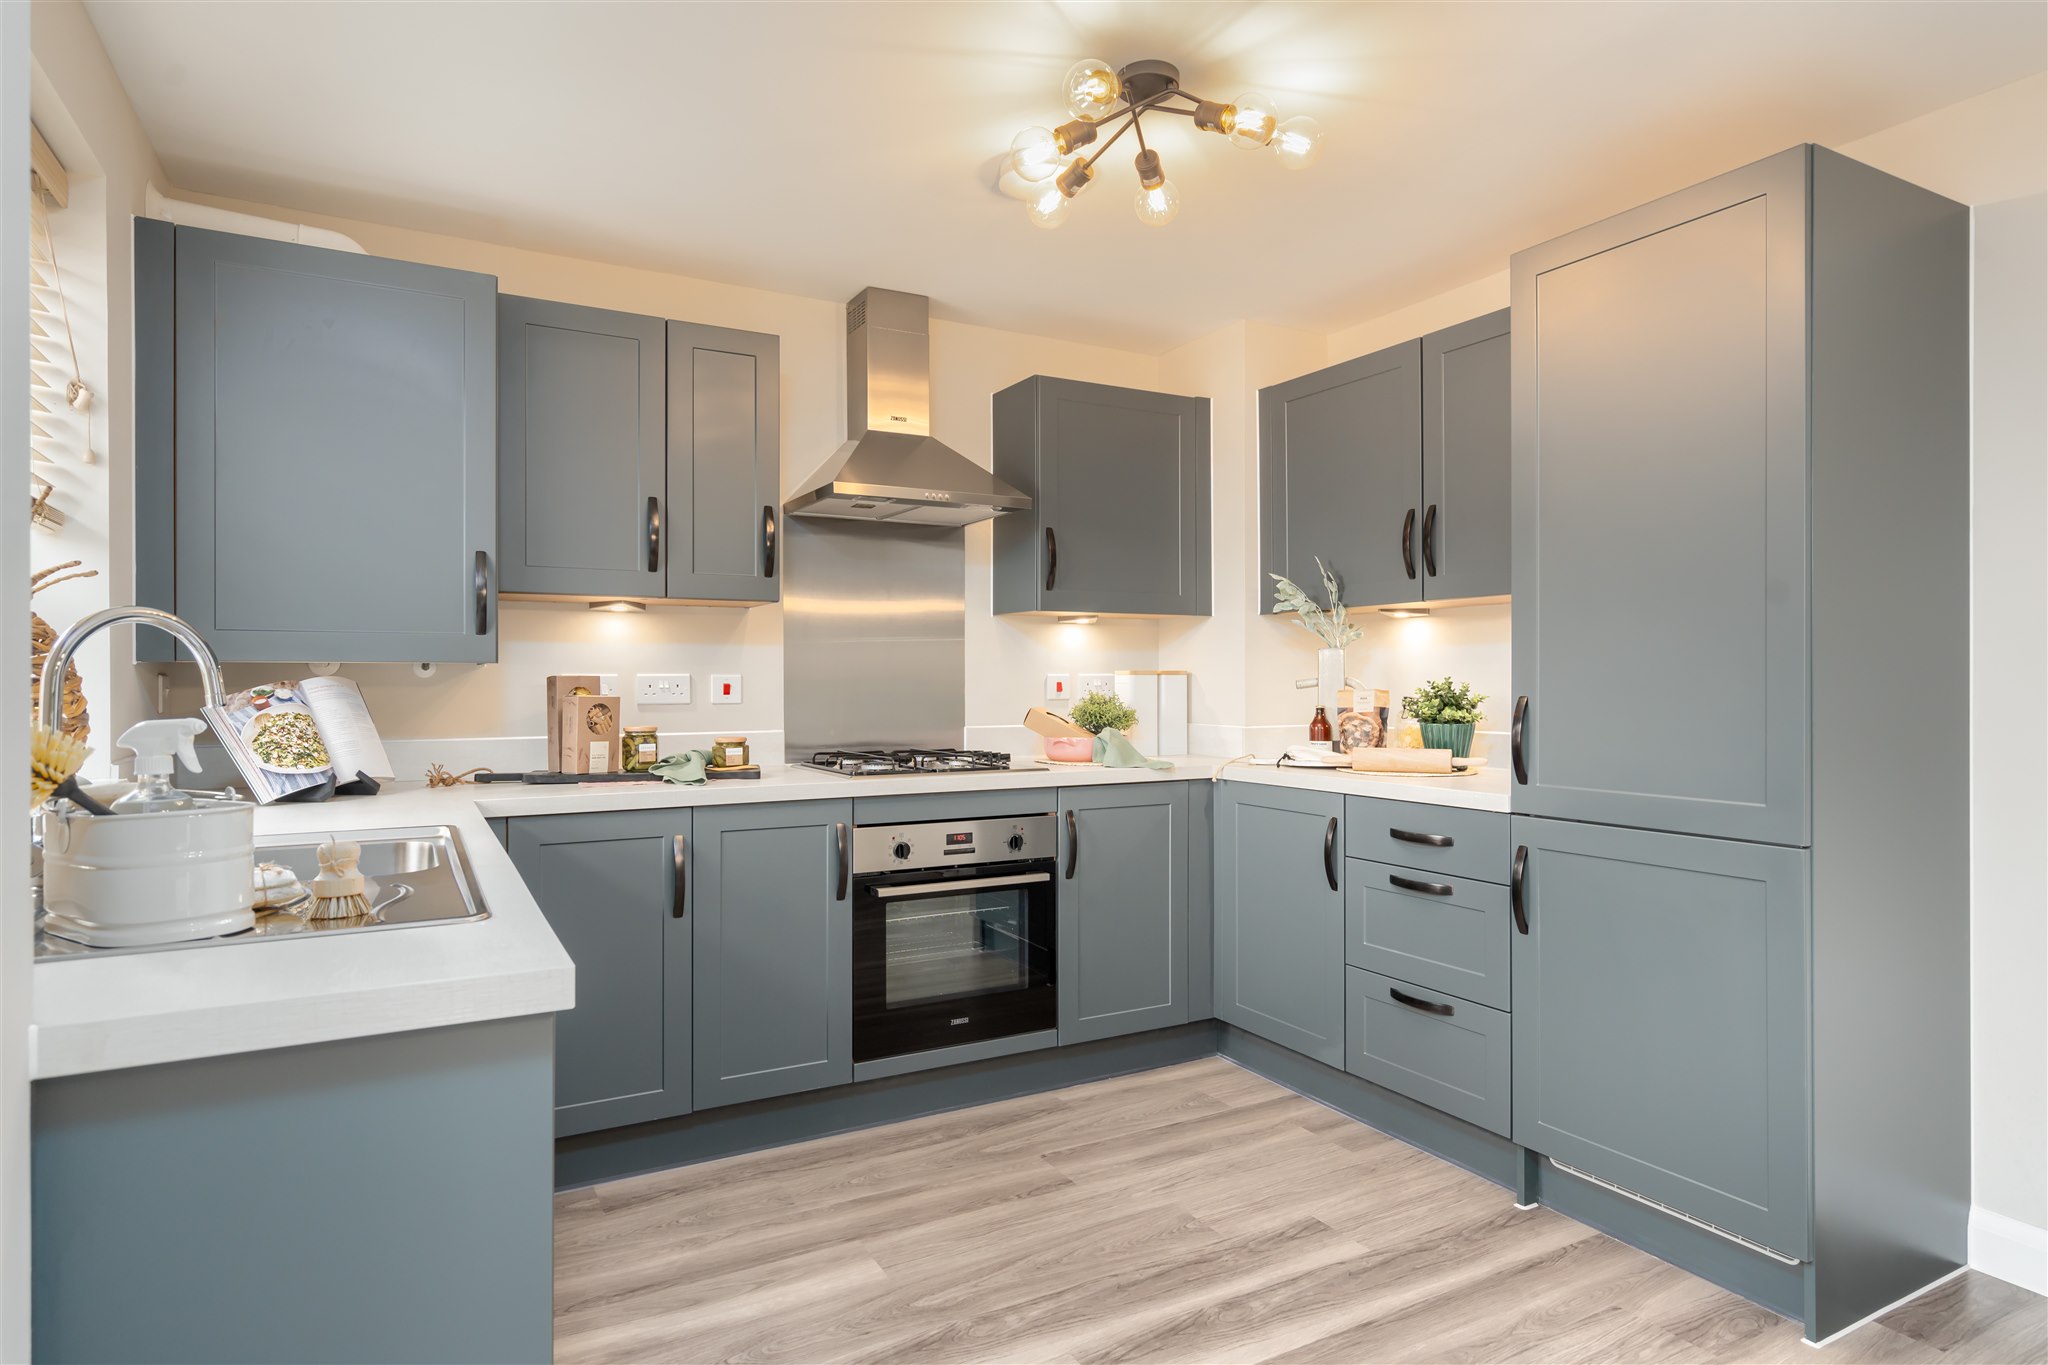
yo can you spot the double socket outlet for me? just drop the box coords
[1045,673,1114,702]
[630,674,743,705]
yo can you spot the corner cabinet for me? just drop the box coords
[993,376,1210,617]
[691,800,853,1109]
[506,810,692,1137]
[496,303,781,606]
[1258,310,1508,611]
[1056,784,1191,1044]
[136,219,499,662]
[1212,782,1345,1068]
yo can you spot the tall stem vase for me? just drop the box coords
[1316,648,1347,715]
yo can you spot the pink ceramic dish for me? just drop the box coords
[1043,735,1095,763]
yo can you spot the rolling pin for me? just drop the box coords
[1349,748,1457,774]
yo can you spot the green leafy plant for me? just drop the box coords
[1269,557,1362,648]
[1066,689,1138,735]
[1402,677,1486,725]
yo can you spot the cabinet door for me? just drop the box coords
[507,810,690,1137]
[169,225,497,662]
[1057,784,1190,1044]
[498,296,665,599]
[692,800,853,1109]
[666,322,781,604]
[1259,339,1421,611]
[1213,782,1346,1068]
[1038,378,1210,616]
[1511,149,1810,844]
[1421,309,1510,603]
[1511,816,1810,1258]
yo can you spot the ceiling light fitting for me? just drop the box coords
[997,58,1322,229]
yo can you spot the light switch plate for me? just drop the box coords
[1045,674,1072,702]
[636,673,692,705]
[597,673,620,697]
[710,674,742,705]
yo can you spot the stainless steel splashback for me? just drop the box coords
[783,517,965,756]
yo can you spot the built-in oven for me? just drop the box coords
[851,814,1058,1064]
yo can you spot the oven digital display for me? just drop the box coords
[945,832,973,846]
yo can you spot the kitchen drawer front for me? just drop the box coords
[1346,859,1510,1010]
[1345,797,1507,883]
[1346,967,1511,1136]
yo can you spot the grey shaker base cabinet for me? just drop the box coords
[1346,967,1511,1137]
[1510,816,1811,1260]
[1056,784,1192,1044]
[1211,782,1346,1068]
[993,376,1212,617]
[690,799,855,1109]
[508,809,692,1137]
[134,218,501,663]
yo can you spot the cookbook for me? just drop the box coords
[202,676,395,804]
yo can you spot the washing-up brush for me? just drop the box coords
[30,726,112,816]
[307,837,371,919]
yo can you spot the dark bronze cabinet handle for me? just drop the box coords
[1511,844,1529,935]
[671,834,687,919]
[834,821,849,901]
[1390,987,1455,1017]
[1323,816,1339,891]
[1401,508,1417,580]
[1064,809,1078,880]
[473,551,490,635]
[1045,527,1058,592]
[762,505,777,579]
[1389,827,1452,848]
[647,497,662,573]
[1389,873,1455,897]
[1511,695,1529,784]
[1422,503,1438,577]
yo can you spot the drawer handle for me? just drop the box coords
[1389,827,1452,848]
[762,505,778,579]
[1421,503,1438,577]
[1511,844,1529,935]
[1045,527,1058,592]
[473,550,490,635]
[646,496,662,573]
[1065,809,1078,880]
[671,834,687,919]
[1323,816,1339,891]
[1388,873,1455,897]
[1400,508,1417,580]
[835,821,849,902]
[1389,987,1454,1017]
[1511,695,1529,784]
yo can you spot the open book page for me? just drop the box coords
[203,681,335,803]
[298,676,395,781]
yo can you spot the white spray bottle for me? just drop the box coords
[110,718,208,814]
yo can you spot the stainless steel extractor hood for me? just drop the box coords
[784,288,1031,526]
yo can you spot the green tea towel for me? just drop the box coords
[1093,728,1174,770]
[650,749,713,786]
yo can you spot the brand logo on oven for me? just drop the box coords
[951,1016,970,1025]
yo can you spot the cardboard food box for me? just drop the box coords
[559,694,622,775]
[546,675,602,770]
[1334,687,1391,753]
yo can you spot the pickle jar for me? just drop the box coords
[711,735,750,769]
[621,725,661,773]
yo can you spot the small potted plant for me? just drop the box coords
[1402,677,1486,758]
[1054,689,1139,763]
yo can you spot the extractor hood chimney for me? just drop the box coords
[784,288,1031,526]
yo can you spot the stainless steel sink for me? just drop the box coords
[36,824,490,959]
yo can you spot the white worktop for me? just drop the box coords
[31,753,1501,1081]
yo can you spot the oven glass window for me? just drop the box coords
[884,887,1037,1008]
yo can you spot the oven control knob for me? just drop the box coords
[1007,833,1025,852]
[892,840,912,861]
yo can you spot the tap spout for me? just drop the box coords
[37,606,227,723]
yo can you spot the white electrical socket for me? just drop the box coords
[710,674,742,705]
[1045,674,1072,702]
[597,673,620,696]
[636,674,692,705]
[1078,673,1114,696]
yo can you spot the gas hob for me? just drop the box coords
[803,748,1037,777]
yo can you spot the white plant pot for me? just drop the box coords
[1316,647,1347,715]
[41,800,257,947]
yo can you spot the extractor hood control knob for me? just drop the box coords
[892,840,912,861]
[1007,832,1025,852]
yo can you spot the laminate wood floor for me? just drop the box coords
[555,1057,2046,1365]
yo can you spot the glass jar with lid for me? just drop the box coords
[711,735,750,769]
[621,725,661,773]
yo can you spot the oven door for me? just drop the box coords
[852,861,1057,1063]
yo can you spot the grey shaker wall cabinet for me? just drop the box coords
[666,321,783,603]
[1212,781,1346,1068]
[498,296,667,599]
[507,810,692,1137]
[1056,784,1192,1045]
[1259,313,1510,613]
[134,219,500,663]
[691,799,855,1109]
[1509,145,1971,1340]
[993,376,1211,616]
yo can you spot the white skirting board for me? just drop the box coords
[1971,1206,2048,1296]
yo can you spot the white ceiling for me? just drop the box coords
[83,1,2045,353]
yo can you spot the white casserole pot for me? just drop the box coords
[41,800,257,947]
